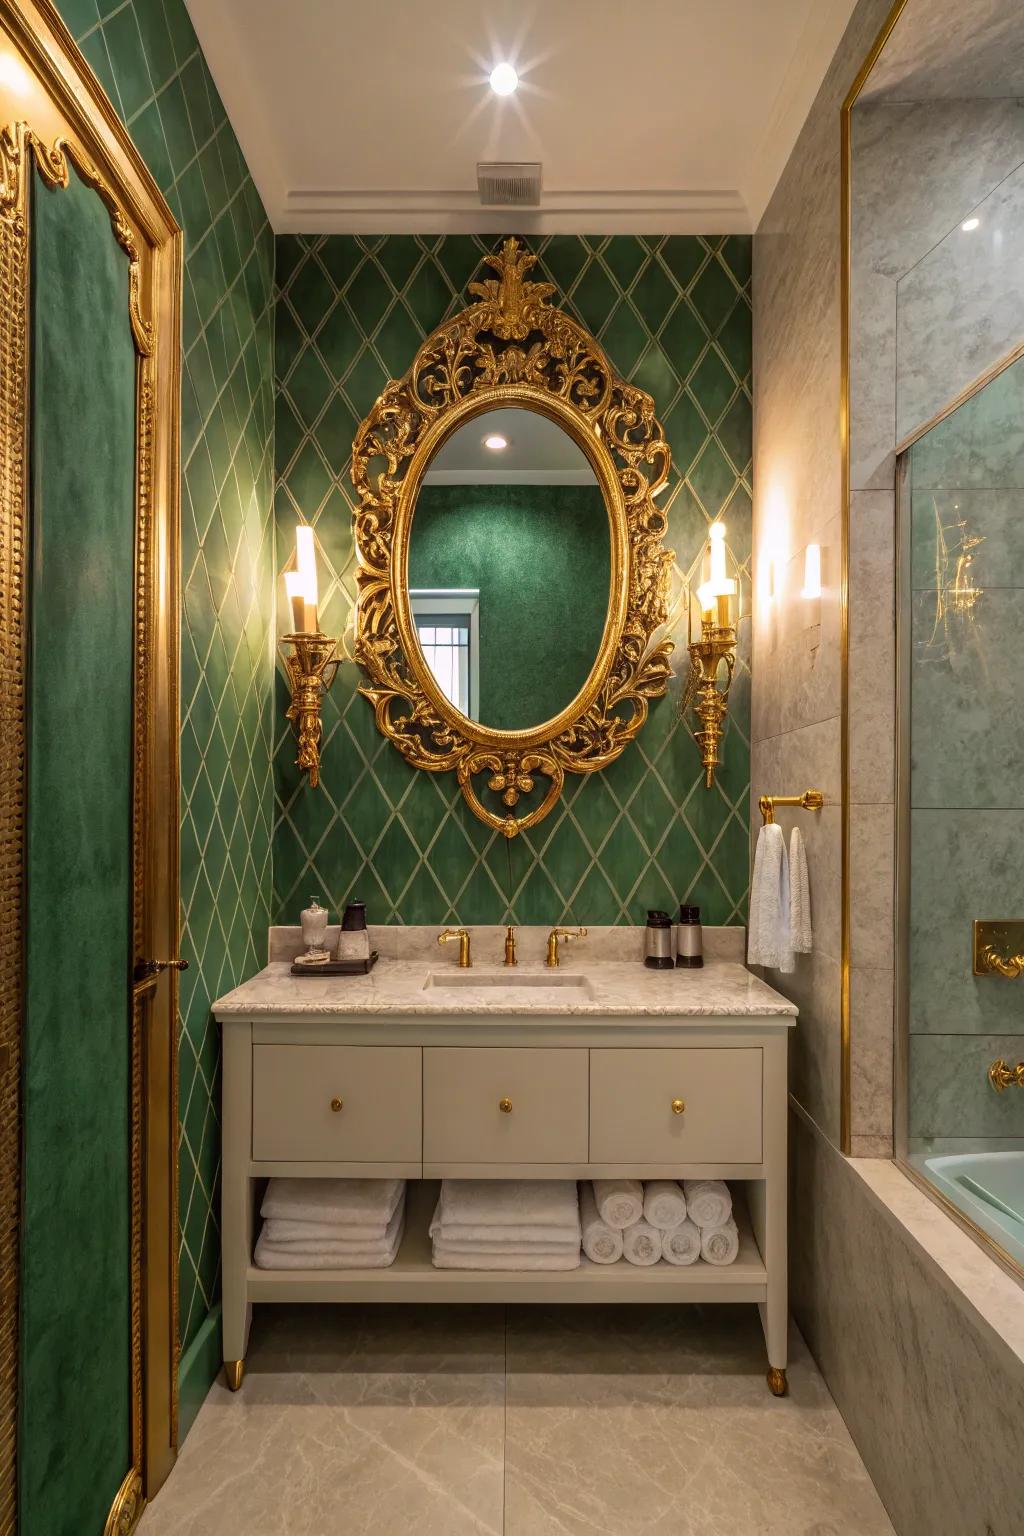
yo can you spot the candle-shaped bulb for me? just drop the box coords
[285,571,307,633]
[709,521,727,587]
[294,525,319,632]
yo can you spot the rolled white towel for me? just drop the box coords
[255,1210,405,1270]
[643,1180,687,1231]
[260,1202,403,1255]
[431,1238,580,1271]
[580,1181,624,1265]
[682,1179,732,1230]
[622,1218,662,1267]
[437,1179,579,1231]
[662,1218,701,1267]
[593,1178,643,1230]
[700,1218,740,1267]
[261,1177,404,1227]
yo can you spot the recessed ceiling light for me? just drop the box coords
[489,62,518,96]
[962,217,980,231]
[484,433,509,451]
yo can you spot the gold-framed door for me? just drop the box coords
[0,2,182,1530]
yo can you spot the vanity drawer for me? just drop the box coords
[589,1048,762,1164]
[423,1047,588,1165]
[251,1045,421,1163]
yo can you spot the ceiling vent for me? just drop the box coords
[477,161,542,207]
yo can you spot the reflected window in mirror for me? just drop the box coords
[410,589,479,719]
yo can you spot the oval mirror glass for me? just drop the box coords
[407,406,610,732]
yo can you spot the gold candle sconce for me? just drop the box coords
[685,520,739,789]
[280,526,339,789]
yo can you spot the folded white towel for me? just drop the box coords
[662,1217,701,1266]
[622,1218,662,1267]
[747,823,794,972]
[432,1220,581,1246]
[260,1202,404,1255]
[682,1179,733,1230]
[593,1178,643,1230]
[265,1217,396,1243]
[255,1211,405,1270]
[431,1238,580,1271]
[789,826,812,954]
[433,1235,579,1255]
[700,1218,739,1266]
[643,1180,687,1231]
[436,1179,580,1231]
[580,1182,624,1265]
[261,1177,404,1227]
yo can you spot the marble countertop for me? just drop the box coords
[212,957,797,1021]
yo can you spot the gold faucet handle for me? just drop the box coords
[438,927,472,967]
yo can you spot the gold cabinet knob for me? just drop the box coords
[671,1098,685,1115]
[330,1097,344,1113]
[499,1097,513,1114]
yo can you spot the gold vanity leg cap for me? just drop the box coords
[767,1366,788,1397]
[225,1359,245,1392]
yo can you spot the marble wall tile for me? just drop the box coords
[849,268,897,491]
[790,1110,1024,1536]
[787,948,842,1147]
[850,965,894,1147]
[849,804,894,971]
[862,0,1024,103]
[910,345,1024,489]
[849,490,896,807]
[910,1033,1024,1138]
[898,156,1024,441]
[909,808,1024,1035]
[911,588,1024,808]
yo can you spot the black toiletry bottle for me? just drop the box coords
[337,900,369,963]
[676,904,704,968]
[644,910,675,969]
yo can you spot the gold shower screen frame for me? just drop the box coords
[0,3,182,1531]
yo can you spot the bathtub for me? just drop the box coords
[922,1151,1024,1270]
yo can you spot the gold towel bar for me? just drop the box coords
[758,789,824,825]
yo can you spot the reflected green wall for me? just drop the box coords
[274,234,753,928]
[411,484,609,730]
[56,0,277,1428]
[908,352,1024,1144]
[22,167,135,1536]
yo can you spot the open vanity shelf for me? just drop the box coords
[245,1179,769,1304]
[215,955,796,1397]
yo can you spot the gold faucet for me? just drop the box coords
[438,927,471,968]
[546,926,587,968]
[504,925,517,967]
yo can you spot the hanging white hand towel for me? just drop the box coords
[622,1218,662,1266]
[642,1180,687,1231]
[789,826,812,954]
[746,823,794,972]
[581,1182,624,1265]
[592,1178,644,1230]
[662,1218,701,1266]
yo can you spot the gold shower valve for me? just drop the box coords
[988,1060,1024,1093]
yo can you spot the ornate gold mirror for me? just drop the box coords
[352,239,675,837]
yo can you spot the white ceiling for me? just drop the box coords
[185,0,860,234]
[423,408,596,485]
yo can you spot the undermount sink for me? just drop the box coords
[424,969,594,996]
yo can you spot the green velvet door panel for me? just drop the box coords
[21,166,136,1536]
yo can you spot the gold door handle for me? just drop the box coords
[330,1097,344,1113]
[499,1097,513,1114]
[671,1098,686,1115]
[134,957,189,982]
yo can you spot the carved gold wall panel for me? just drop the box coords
[351,238,675,837]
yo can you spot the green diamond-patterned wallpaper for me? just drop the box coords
[57,0,276,1381]
[273,235,752,927]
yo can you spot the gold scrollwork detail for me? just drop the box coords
[103,1467,144,1536]
[1,120,153,355]
[351,237,675,837]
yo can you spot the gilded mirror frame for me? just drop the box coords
[351,238,676,837]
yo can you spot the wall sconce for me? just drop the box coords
[686,520,738,789]
[280,525,339,789]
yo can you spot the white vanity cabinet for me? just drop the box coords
[215,959,796,1396]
